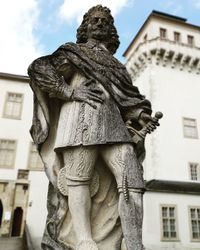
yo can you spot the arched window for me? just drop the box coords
[11,207,23,237]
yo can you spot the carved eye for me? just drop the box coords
[91,17,108,25]
[91,17,99,24]
[101,18,108,25]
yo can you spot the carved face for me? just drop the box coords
[87,11,110,42]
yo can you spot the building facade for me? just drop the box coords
[124,10,200,250]
[0,72,48,250]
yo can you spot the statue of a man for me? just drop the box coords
[28,5,158,250]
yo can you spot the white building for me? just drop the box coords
[124,10,200,250]
[0,10,199,250]
[0,72,48,250]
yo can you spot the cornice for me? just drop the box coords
[126,38,200,81]
[0,179,29,184]
[0,72,29,83]
[146,179,200,195]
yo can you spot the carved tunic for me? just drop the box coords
[28,42,152,148]
[54,71,133,150]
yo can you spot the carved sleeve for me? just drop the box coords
[121,98,152,123]
[28,50,74,100]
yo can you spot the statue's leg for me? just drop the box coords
[68,185,93,241]
[119,191,144,250]
[101,143,144,250]
[63,146,98,250]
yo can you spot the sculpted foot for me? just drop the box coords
[76,240,98,250]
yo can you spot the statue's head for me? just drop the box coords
[76,5,120,54]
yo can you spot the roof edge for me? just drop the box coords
[123,10,200,57]
[145,179,200,195]
[0,72,29,82]
[152,10,187,22]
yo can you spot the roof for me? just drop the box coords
[146,179,200,195]
[151,10,187,22]
[0,72,29,82]
[123,10,200,57]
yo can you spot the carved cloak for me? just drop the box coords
[28,42,151,250]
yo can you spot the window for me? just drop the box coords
[28,142,43,171]
[187,35,194,46]
[189,163,200,181]
[189,207,200,241]
[17,169,29,180]
[183,118,198,139]
[161,205,178,241]
[3,92,23,119]
[0,140,16,168]
[144,34,147,42]
[174,32,181,43]
[160,28,167,39]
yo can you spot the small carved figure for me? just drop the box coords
[28,5,161,250]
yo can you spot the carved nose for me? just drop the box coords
[97,19,103,27]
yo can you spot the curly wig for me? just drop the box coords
[76,5,120,54]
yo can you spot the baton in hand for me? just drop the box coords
[126,111,163,144]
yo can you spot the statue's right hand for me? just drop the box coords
[71,83,105,109]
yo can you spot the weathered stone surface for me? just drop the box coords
[28,5,161,250]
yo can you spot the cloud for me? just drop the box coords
[0,0,42,75]
[193,0,200,8]
[171,4,182,15]
[59,0,133,24]
[161,0,182,15]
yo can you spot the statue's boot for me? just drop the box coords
[119,191,144,250]
[76,240,98,250]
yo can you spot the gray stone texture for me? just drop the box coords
[28,5,161,250]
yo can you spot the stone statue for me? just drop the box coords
[28,5,162,250]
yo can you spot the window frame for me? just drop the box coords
[3,92,24,120]
[0,139,17,169]
[188,162,200,181]
[160,28,167,39]
[174,32,181,43]
[188,206,200,242]
[160,204,179,241]
[27,142,43,171]
[187,35,194,47]
[182,117,198,139]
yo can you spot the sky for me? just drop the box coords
[0,0,200,75]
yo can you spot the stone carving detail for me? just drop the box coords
[58,167,99,197]
[28,5,162,250]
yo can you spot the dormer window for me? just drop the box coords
[160,28,167,39]
[187,35,194,46]
[174,32,181,43]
